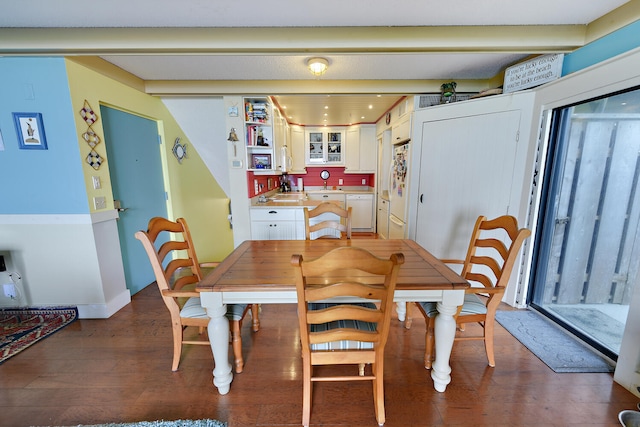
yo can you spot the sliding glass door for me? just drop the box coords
[530,86,640,360]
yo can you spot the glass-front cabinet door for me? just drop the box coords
[308,131,325,163]
[327,131,342,163]
[306,128,344,165]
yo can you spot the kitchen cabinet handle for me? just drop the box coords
[268,210,278,214]
[419,194,424,203]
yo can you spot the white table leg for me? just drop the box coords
[200,292,233,395]
[431,290,464,392]
[396,302,407,321]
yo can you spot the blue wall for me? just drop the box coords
[0,57,87,214]
[563,20,640,75]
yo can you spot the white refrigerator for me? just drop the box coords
[388,141,410,239]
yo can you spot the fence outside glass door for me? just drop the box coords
[531,87,640,359]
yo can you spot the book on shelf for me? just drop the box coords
[246,125,269,147]
[244,101,269,123]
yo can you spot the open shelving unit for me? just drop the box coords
[244,97,275,173]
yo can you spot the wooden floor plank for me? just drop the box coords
[0,283,636,427]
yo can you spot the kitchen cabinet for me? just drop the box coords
[306,192,345,207]
[245,96,278,174]
[250,207,303,240]
[273,108,289,173]
[289,125,307,174]
[305,128,345,165]
[391,114,411,144]
[345,124,377,173]
[346,193,374,230]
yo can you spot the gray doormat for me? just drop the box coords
[495,310,614,373]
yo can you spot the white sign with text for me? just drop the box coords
[503,53,564,93]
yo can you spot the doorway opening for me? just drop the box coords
[530,86,640,360]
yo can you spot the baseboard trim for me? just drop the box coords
[76,289,131,319]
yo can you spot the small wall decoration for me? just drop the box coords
[503,53,564,93]
[172,137,187,163]
[79,100,104,170]
[13,113,48,150]
[252,154,271,169]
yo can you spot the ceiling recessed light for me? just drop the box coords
[368,105,373,109]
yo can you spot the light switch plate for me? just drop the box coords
[92,176,101,189]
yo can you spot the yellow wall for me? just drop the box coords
[65,59,234,261]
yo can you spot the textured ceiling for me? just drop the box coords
[0,0,632,125]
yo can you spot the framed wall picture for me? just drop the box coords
[13,112,47,150]
[252,154,271,169]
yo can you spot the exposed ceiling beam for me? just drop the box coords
[0,26,587,56]
[143,79,501,96]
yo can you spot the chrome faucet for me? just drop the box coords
[323,181,327,190]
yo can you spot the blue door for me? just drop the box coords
[101,106,167,295]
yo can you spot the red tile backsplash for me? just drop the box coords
[247,167,374,197]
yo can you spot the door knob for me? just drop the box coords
[114,200,128,213]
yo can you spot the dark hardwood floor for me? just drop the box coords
[1,282,637,426]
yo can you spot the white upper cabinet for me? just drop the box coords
[273,108,289,173]
[345,124,377,174]
[391,114,411,144]
[305,128,345,166]
[289,125,307,174]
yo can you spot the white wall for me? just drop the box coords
[161,97,231,197]
[0,212,130,318]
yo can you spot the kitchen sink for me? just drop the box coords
[269,193,307,202]
[307,190,344,194]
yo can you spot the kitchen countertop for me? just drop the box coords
[251,199,331,208]
[251,189,374,208]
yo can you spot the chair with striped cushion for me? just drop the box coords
[410,215,530,369]
[135,217,259,373]
[304,202,352,240]
[291,246,404,427]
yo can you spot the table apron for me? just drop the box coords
[199,289,465,306]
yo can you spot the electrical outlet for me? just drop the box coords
[339,178,343,185]
[93,196,107,210]
[361,179,367,185]
[3,283,16,298]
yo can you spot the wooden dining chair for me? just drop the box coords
[408,215,530,369]
[135,217,259,373]
[291,246,404,427]
[304,202,352,240]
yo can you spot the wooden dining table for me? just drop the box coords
[197,239,469,395]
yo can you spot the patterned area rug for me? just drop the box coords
[0,306,78,364]
[71,420,227,427]
[495,310,614,373]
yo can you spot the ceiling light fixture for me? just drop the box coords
[307,57,329,76]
